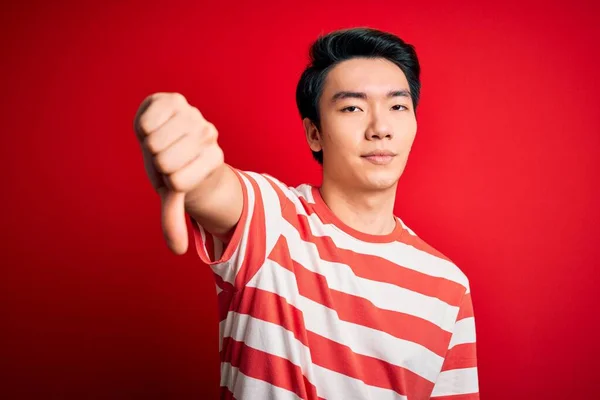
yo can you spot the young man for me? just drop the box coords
[134,27,479,400]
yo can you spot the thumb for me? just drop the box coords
[159,189,189,255]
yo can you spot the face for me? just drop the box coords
[304,57,417,192]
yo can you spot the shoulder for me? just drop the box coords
[233,169,314,212]
[397,218,472,293]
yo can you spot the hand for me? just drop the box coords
[133,92,224,255]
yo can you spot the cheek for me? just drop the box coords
[403,129,417,146]
[323,118,364,149]
[399,117,417,144]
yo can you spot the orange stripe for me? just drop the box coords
[230,287,310,347]
[213,272,235,293]
[263,174,294,216]
[189,168,250,267]
[216,168,251,264]
[190,220,214,264]
[395,229,454,263]
[228,284,435,396]
[431,393,479,400]
[204,229,215,261]
[212,272,235,322]
[300,212,464,305]
[217,290,234,323]
[289,186,455,263]
[457,292,474,319]
[269,235,453,356]
[441,343,478,370]
[193,176,477,399]
[306,330,434,397]
[231,171,268,290]
[278,196,467,307]
[222,337,319,400]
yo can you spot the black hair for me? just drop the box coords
[295,27,421,164]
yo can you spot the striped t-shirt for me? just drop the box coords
[191,168,479,400]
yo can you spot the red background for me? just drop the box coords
[2,0,599,398]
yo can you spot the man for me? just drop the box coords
[134,27,479,400]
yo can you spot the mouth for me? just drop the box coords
[361,151,397,165]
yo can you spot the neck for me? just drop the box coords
[319,176,398,236]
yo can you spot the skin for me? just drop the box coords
[133,57,417,254]
[303,57,418,235]
[134,93,242,254]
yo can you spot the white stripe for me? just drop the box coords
[313,363,407,400]
[247,260,444,382]
[268,179,470,290]
[220,362,303,400]
[213,237,223,261]
[397,218,417,236]
[430,367,479,397]
[448,317,476,349]
[288,183,314,203]
[204,172,256,284]
[196,222,209,258]
[224,312,316,382]
[206,171,283,286]
[280,221,459,332]
[308,212,469,288]
[245,172,284,257]
[222,311,407,400]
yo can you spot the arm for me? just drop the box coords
[134,92,243,254]
[183,162,243,243]
[135,92,289,292]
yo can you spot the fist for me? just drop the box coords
[134,92,224,194]
[133,92,224,255]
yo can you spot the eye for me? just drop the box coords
[391,105,408,111]
[341,106,362,112]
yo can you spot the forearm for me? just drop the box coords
[184,163,243,241]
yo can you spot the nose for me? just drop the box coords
[365,110,393,140]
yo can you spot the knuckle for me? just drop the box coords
[191,120,207,138]
[146,93,158,103]
[153,152,170,173]
[167,171,188,192]
[138,114,153,134]
[205,122,219,141]
[165,173,179,191]
[213,146,224,164]
[150,92,165,100]
[143,135,159,154]
[170,92,187,107]
[189,106,203,119]
[204,146,223,172]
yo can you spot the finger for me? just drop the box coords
[133,95,154,137]
[143,108,202,155]
[141,145,166,191]
[135,93,187,139]
[153,132,204,175]
[165,145,224,193]
[152,118,214,174]
[159,189,188,255]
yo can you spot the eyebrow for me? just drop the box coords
[331,89,411,103]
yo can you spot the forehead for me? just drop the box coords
[322,57,409,94]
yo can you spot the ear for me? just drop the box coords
[303,118,322,153]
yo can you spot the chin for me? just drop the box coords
[354,156,408,188]
[360,170,401,191]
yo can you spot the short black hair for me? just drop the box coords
[295,27,421,164]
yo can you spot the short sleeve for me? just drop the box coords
[430,288,480,399]
[190,167,289,292]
